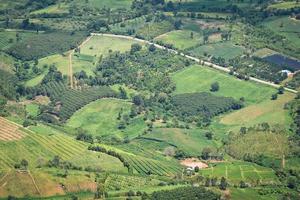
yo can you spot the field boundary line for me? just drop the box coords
[239,166,244,180]
[253,167,262,180]
[28,170,41,195]
[0,170,11,187]
[91,33,298,94]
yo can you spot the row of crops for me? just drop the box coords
[0,126,87,170]
[39,81,117,120]
[122,154,182,176]
[105,174,161,190]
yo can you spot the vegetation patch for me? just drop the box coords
[6,32,86,60]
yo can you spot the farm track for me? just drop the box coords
[69,36,93,89]
[89,33,298,94]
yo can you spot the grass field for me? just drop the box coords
[72,53,95,76]
[137,21,175,40]
[268,1,300,10]
[144,128,217,156]
[38,53,69,75]
[0,30,35,50]
[66,98,147,140]
[154,30,202,50]
[226,131,289,162]
[25,103,40,118]
[220,92,294,130]
[30,3,69,15]
[262,16,300,49]
[201,161,278,185]
[172,65,276,105]
[189,41,245,60]
[80,35,139,58]
[73,0,133,10]
[230,187,279,200]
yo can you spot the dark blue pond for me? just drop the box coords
[263,54,300,72]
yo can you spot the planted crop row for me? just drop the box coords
[38,82,117,121]
[122,154,181,176]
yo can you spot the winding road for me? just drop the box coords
[69,33,298,94]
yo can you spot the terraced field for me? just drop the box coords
[0,119,126,172]
[122,154,182,176]
[201,161,279,185]
[0,117,26,141]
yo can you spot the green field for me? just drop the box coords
[30,3,69,15]
[262,16,300,49]
[66,98,147,140]
[230,187,279,200]
[144,128,217,156]
[136,21,175,40]
[268,1,300,10]
[25,103,40,118]
[0,30,35,50]
[73,0,133,10]
[154,30,202,50]
[189,41,245,60]
[201,161,278,185]
[172,65,276,105]
[80,35,139,58]
[220,92,294,130]
[72,53,95,76]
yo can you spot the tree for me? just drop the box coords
[20,159,29,169]
[219,177,227,190]
[271,93,278,100]
[130,43,142,54]
[203,34,209,44]
[201,147,212,160]
[205,132,213,140]
[148,44,156,52]
[278,86,284,94]
[119,87,127,99]
[239,181,247,188]
[133,95,144,106]
[190,32,194,39]
[174,20,182,30]
[210,82,219,92]
[194,166,200,172]
[240,127,247,135]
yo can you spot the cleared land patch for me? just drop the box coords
[80,35,139,58]
[154,30,202,50]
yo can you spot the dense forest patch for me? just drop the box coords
[151,186,220,200]
[171,92,242,122]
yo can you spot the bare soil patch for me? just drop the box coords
[180,158,208,169]
[0,117,26,141]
